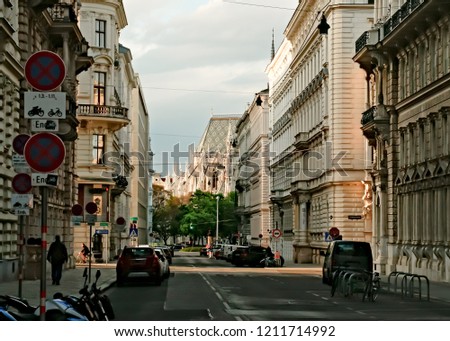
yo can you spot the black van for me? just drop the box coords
[322,240,373,285]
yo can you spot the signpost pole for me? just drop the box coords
[18,215,24,298]
[40,187,48,321]
[88,223,92,284]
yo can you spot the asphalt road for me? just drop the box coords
[107,253,450,321]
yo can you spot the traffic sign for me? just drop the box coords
[329,227,340,238]
[24,92,66,119]
[95,229,109,235]
[31,173,58,187]
[25,51,66,91]
[11,193,33,210]
[85,202,98,214]
[12,134,30,155]
[272,228,282,239]
[116,217,126,226]
[30,119,59,132]
[23,132,65,173]
[71,204,83,216]
[12,174,32,194]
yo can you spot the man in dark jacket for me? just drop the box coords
[47,235,68,285]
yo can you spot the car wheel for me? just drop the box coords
[155,277,162,286]
[166,268,171,279]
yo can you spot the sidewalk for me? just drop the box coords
[0,264,117,307]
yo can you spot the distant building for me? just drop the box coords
[234,90,271,246]
[184,114,240,196]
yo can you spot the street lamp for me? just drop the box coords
[216,195,219,244]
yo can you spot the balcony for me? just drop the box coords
[383,0,425,37]
[355,29,380,55]
[293,132,309,151]
[360,106,390,146]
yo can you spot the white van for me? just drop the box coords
[222,244,243,262]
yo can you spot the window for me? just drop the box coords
[95,19,106,48]
[92,134,105,164]
[94,72,106,105]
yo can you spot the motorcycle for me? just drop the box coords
[55,268,114,321]
[260,255,285,267]
[27,106,44,117]
[0,294,88,321]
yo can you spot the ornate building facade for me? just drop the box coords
[75,0,149,259]
[1,0,92,280]
[234,89,271,246]
[266,1,374,263]
[354,0,450,281]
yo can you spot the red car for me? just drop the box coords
[116,246,163,286]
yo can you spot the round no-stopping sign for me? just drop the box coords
[13,134,30,155]
[25,51,66,91]
[23,133,65,173]
[12,173,32,194]
[116,217,126,227]
[71,204,83,216]
[85,202,98,214]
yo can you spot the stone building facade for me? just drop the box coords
[266,1,374,263]
[75,0,149,259]
[234,89,271,246]
[0,0,92,280]
[354,0,450,281]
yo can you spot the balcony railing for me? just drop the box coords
[48,2,78,23]
[361,106,376,125]
[77,104,129,120]
[383,0,424,37]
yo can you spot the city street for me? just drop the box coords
[108,253,450,321]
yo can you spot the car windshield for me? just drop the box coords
[122,247,153,258]
[335,242,370,257]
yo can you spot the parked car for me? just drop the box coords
[230,246,268,267]
[154,248,171,279]
[116,246,163,286]
[321,240,373,285]
[199,246,208,256]
[222,244,242,262]
[158,246,173,264]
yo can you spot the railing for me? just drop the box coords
[48,2,78,23]
[361,106,376,125]
[383,0,425,37]
[77,104,129,120]
[355,31,370,54]
[387,271,430,301]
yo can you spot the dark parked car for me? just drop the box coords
[230,246,268,267]
[322,240,373,285]
[116,246,163,286]
[200,246,208,256]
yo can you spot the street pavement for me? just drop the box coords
[1,252,450,309]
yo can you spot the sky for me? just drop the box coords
[120,0,298,175]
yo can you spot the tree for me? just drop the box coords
[178,190,239,245]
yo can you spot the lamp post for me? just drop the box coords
[216,195,219,244]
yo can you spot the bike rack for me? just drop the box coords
[388,271,429,301]
[331,269,369,298]
[387,271,409,293]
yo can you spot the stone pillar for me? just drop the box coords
[292,193,312,263]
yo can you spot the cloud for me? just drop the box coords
[120,0,298,173]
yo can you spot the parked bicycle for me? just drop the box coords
[362,271,381,302]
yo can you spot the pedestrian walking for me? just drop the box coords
[47,235,68,285]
